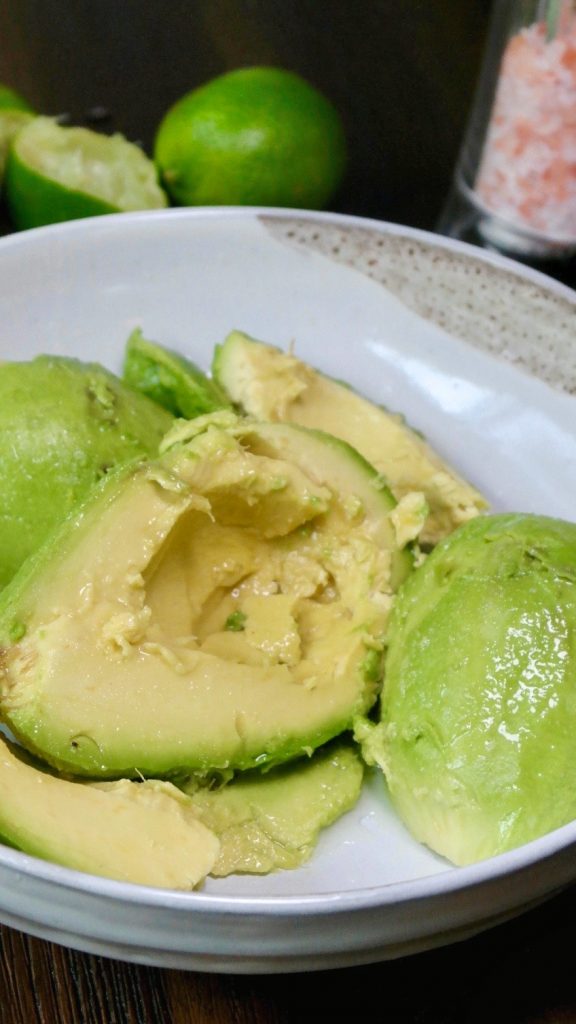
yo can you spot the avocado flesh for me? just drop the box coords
[0,355,173,590]
[184,739,363,876]
[0,732,218,887]
[363,513,576,865]
[123,328,230,418]
[0,414,410,777]
[212,331,487,546]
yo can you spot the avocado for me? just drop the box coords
[359,513,576,865]
[212,330,487,546]
[184,738,363,875]
[123,328,230,419]
[0,732,218,887]
[0,355,173,589]
[0,412,412,778]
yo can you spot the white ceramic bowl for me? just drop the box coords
[0,208,575,972]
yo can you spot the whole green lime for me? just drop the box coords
[154,67,347,209]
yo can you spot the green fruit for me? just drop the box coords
[5,116,167,230]
[213,330,487,546]
[123,328,230,418]
[0,84,34,113]
[0,413,410,777]
[154,67,347,209]
[186,739,364,876]
[0,733,218,887]
[0,356,173,589]
[366,513,576,865]
[0,111,34,185]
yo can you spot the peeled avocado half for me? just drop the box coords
[212,331,487,546]
[360,513,576,865]
[0,412,411,778]
[0,355,173,590]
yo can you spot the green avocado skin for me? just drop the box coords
[0,355,172,589]
[380,513,576,865]
[123,329,230,419]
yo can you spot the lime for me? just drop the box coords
[5,116,168,230]
[0,84,34,113]
[0,111,34,184]
[154,67,347,209]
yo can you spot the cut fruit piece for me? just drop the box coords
[0,111,33,184]
[0,733,218,887]
[5,116,167,229]
[185,739,363,876]
[0,355,173,590]
[123,328,230,418]
[361,513,576,865]
[0,413,410,778]
[212,330,488,546]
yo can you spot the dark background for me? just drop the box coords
[0,0,489,231]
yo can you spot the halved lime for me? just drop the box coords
[5,116,167,230]
[0,111,34,184]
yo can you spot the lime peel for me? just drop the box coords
[154,67,347,210]
[5,116,167,230]
[0,111,34,184]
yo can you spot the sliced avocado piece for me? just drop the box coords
[212,330,487,546]
[0,733,218,887]
[123,328,230,419]
[0,413,411,778]
[183,738,363,876]
[359,513,576,865]
[0,355,173,590]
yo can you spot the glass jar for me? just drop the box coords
[438,0,576,264]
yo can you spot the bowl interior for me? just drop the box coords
[0,208,575,903]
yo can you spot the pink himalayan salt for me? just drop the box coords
[474,19,576,241]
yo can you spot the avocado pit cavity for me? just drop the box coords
[0,416,407,778]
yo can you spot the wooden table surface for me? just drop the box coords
[1,2,575,1019]
[4,884,576,1024]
